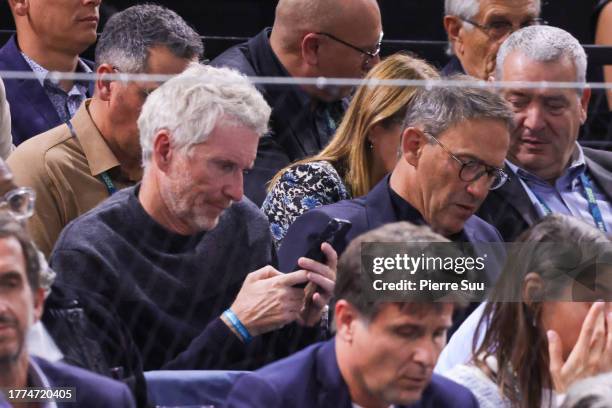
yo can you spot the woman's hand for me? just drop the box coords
[547,301,612,393]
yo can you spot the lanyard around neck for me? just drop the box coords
[66,120,117,196]
[528,172,607,233]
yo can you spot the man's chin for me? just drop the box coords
[381,386,425,407]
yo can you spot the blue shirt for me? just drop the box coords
[21,53,90,124]
[506,143,612,231]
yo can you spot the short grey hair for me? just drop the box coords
[561,372,612,408]
[402,74,515,141]
[444,0,541,20]
[95,4,203,73]
[496,25,587,84]
[138,63,271,165]
[444,0,480,21]
[444,0,542,55]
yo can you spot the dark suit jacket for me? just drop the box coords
[441,56,466,77]
[279,175,504,285]
[33,357,135,407]
[0,35,94,145]
[477,146,612,241]
[211,28,346,206]
[224,338,479,408]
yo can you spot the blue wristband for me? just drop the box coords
[223,309,253,343]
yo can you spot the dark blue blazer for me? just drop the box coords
[0,35,94,145]
[278,175,504,285]
[224,339,479,408]
[33,357,136,407]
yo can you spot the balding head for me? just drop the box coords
[274,0,379,53]
[270,0,382,100]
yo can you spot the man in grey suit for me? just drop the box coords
[477,25,612,241]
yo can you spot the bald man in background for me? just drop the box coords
[212,0,383,205]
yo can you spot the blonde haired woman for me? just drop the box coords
[262,53,439,247]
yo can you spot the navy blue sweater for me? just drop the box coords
[51,185,317,370]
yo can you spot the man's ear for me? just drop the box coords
[522,272,544,305]
[444,15,464,55]
[33,287,45,323]
[400,127,427,167]
[334,300,359,343]
[96,64,115,102]
[301,33,321,66]
[8,0,29,17]
[152,130,173,173]
[579,86,592,125]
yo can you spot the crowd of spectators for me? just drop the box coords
[1,0,612,407]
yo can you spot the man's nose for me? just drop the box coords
[412,339,437,369]
[224,172,244,202]
[522,104,546,132]
[466,174,491,201]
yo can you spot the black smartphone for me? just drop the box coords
[292,217,352,288]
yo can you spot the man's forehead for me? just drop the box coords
[505,87,574,100]
[373,303,454,325]
[479,0,540,16]
[501,52,578,83]
[0,237,26,273]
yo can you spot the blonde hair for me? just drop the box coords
[268,53,439,197]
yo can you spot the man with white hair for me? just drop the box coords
[49,63,337,371]
[442,0,542,79]
[212,0,383,205]
[477,25,612,241]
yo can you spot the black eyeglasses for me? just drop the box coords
[426,132,509,190]
[316,32,383,64]
[459,17,547,40]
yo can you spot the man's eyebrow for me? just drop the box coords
[541,95,568,102]
[393,323,422,331]
[0,270,23,282]
[455,152,501,169]
[506,91,530,98]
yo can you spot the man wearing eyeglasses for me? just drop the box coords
[477,26,612,241]
[443,0,543,80]
[279,79,513,287]
[212,0,383,206]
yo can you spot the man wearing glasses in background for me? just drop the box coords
[279,78,513,289]
[212,0,383,206]
[442,0,543,79]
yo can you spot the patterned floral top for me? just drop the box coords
[262,160,351,248]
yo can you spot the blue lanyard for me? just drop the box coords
[66,120,117,196]
[99,171,117,195]
[530,172,607,233]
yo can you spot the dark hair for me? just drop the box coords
[0,213,41,291]
[403,74,515,139]
[95,4,204,72]
[474,214,611,408]
[335,221,474,320]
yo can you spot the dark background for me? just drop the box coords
[0,0,602,69]
[2,0,610,144]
